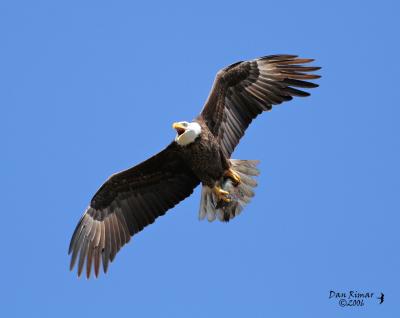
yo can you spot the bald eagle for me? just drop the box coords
[69,54,320,278]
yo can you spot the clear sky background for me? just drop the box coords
[1,1,399,317]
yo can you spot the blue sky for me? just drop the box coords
[1,0,399,317]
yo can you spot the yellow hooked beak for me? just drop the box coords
[172,122,186,136]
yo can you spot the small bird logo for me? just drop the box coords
[377,293,384,304]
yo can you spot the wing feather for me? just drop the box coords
[199,54,320,157]
[68,142,199,278]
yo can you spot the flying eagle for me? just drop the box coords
[69,54,320,278]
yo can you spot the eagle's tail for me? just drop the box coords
[199,159,260,222]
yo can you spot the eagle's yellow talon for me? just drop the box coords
[224,168,241,186]
[214,186,232,203]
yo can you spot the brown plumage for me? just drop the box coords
[176,120,229,187]
[199,54,320,158]
[68,54,320,278]
[69,143,199,277]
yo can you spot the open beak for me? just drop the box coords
[172,122,186,136]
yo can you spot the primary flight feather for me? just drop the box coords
[69,54,321,278]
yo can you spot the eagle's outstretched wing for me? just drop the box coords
[199,55,321,157]
[68,142,199,278]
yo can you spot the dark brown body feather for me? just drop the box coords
[177,120,229,187]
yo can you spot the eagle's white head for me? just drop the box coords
[173,121,202,146]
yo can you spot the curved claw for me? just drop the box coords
[213,186,232,203]
[224,168,241,186]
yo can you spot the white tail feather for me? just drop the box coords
[198,159,260,222]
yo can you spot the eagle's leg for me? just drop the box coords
[213,185,231,203]
[224,168,241,186]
